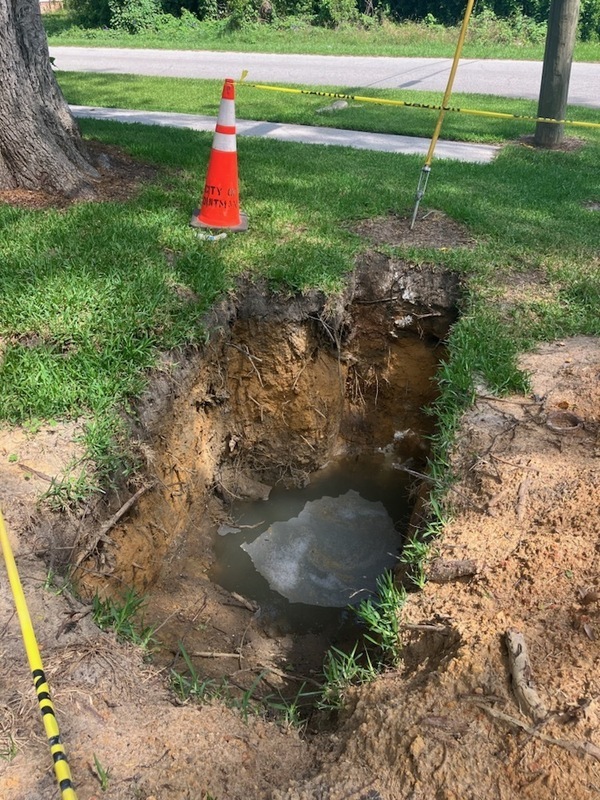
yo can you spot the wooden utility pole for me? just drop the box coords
[534,0,581,147]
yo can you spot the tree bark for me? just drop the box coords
[534,0,581,148]
[0,0,98,197]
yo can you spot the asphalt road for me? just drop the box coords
[50,46,600,108]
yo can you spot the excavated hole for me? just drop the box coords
[70,254,461,704]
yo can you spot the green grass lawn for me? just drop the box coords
[56,71,600,145]
[44,12,600,62]
[1,86,598,491]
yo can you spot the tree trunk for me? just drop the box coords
[0,0,98,197]
[534,0,581,148]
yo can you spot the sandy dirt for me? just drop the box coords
[0,155,598,799]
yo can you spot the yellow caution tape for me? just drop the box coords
[0,509,78,800]
[238,81,600,130]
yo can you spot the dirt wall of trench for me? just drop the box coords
[72,257,459,601]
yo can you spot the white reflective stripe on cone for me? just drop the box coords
[212,132,237,152]
[218,99,236,127]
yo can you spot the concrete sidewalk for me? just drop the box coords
[71,105,500,164]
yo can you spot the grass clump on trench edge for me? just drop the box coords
[317,570,406,711]
[168,569,405,722]
[169,646,296,726]
[0,107,598,708]
[91,587,157,651]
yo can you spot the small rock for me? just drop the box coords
[409,734,426,759]
[316,100,349,114]
[96,153,112,170]
[428,557,478,583]
[231,474,272,501]
[218,523,242,536]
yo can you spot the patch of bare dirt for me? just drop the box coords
[494,269,558,308]
[0,421,85,534]
[0,141,159,210]
[354,210,478,249]
[518,134,587,153]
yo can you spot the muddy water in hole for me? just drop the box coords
[142,452,414,682]
[210,453,411,634]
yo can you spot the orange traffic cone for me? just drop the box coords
[190,78,248,232]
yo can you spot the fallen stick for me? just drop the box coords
[401,623,453,634]
[487,486,511,513]
[189,651,241,659]
[230,591,259,612]
[238,615,256,669]
[516,478,531,522]
[505,628,548,723]
[476,394,538,407]
[73,483,152,568]
[97,483,152,540]
[258,664,321,688]
[473,702,600,762]
[18,463,52,482]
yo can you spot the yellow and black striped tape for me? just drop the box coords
[238,81,600,131]
[0,509,77,800]
[32,668,77,797]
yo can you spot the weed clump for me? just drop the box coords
[318,569,405,710]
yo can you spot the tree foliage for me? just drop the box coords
[109,0,163,32]
[64,0,600,38]
[65,0,111,27]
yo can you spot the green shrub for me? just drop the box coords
[382,0,549,26]
[225,0,258,29]
[64,0,111,27]
[579,0,600,40]
[469,8,547,45]
[63,0,600,37]
[272,0,313,16]
[316,0,359,26]
[109,0,163,32]
[193,0,219,21]
[160,0,202,13]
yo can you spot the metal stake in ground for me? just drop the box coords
[0,509,78,800]
[410,0,476,230]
